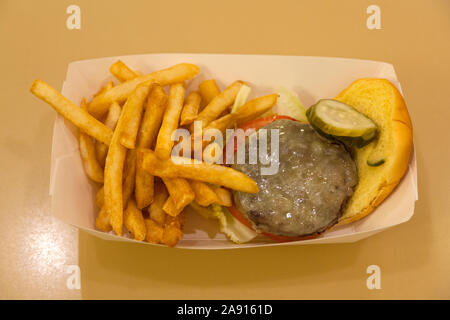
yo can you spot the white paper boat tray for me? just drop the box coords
[48,54,418,249]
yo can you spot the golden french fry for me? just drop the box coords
[204,113,236,134]
[94,81,114,97]
[95,206,112,232]
[110,60,139,82]
[162,197,181,217]
[118,81,153,149]
[30,80,113,145]
[135,152,155,210]
[124,198,147,241]
[141,149,258,193]
[202,142,223,164]
[190,113,236,155]
[162,177,195,215]
[154,83,185,159]
[96,142,108,169]
[212,186,233,207]
[96,186,105,209]
[166,211,186,229]
[145,219,164,244]
[234,94,278,125]
[136,85,168,149]
[78,98,104,183]
[134,86,168,209]
[96,101,122,167]
[88,63,200,118]
[201,113,235,147]
[149,182,169,225]
[198,79,220,108]
[162,220,183,247]
[96,145,108,169]
[104,108,127,236]
[191,81,244,130]
[190,180,219,207]
[122,149,136,207]
[180,91,201,126]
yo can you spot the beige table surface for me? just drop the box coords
[1,0,449,299]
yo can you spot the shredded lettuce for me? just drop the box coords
[190,203,257,244]
[231,85,252,114]
[272,87,308,122]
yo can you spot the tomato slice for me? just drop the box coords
[227,205,254,229]
[229,205,319,242]
[239,114,296,131]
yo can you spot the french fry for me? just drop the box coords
[135,152,155,210]
[212,186,233,207]
[190,180,219,207]
[124,198,147,241]
[122,149,136,206]
[234,94,278,125]
[154,83,185,159]
[180,91,201,126]
[149,182,169,225]
[94,81,114,97]
[162,218,183,247]
[96,144,108,169]
[95,206,112,232]
[198,79,220,107]
[88,63,200,118]
[190,113,236,155]
[104,107,127,236]
[96,101,122,167]
[96,186,105,209]
[162,177,195,216]
[162,197,180,217]
[136,85,168,148]
[79,99,104,183]
[204,113,236,134]
[201,114,236,147]
[30,80,113,145]
[202,142,223,164]
[190,80,244,130]
[110,60,139,82]
[134,86,168,209]
[145,219,164,244]
[141,149,258,193]
[118,81,153,149]
[166,211,186,229]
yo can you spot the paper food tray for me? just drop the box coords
[48,54,418,249]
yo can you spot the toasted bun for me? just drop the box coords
[335,79,413,225]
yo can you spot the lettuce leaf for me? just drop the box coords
[272,87,308,122]
[190,203,257,244]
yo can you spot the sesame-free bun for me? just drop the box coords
[335,78,413,225]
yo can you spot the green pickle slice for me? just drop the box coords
[306,99,378,148]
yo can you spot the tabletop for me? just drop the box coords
[1,0,449,299]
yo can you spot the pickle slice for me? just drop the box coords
[307,99,378,147]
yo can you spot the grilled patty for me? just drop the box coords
[231,120,358,237]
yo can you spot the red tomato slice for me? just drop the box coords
[239,114,297,131]
[229,205,319,243]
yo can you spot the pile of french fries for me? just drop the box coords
[30,60,278,247]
